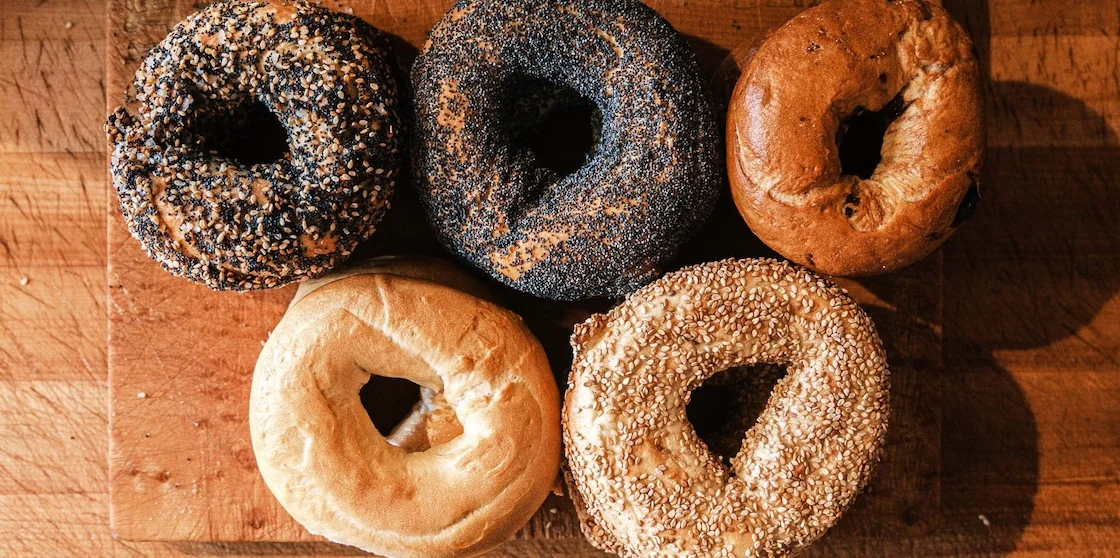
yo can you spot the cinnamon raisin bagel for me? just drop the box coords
[250,257,561,557]
[727,0,984,276]
[411,0,721,301]
[106,0,404,290]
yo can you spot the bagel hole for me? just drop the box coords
[193,99,290,165]
[686,364,789,468]
[836,92,908,180]
[506,77,602,178]
[359,375,421,438]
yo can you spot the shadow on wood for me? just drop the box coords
[935,77,1118,555]
[936,0,1117,554]
[682,33,732,75]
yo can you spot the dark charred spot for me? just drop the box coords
[926,231,943,241]
[879,72,888,83]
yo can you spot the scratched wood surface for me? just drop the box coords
[104,0,942,549]
[0,0,1118,556]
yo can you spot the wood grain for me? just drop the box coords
[0,0,1118,556]
[0,0,106,153]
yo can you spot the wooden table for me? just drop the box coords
[1,0,1118,556]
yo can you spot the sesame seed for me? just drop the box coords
[105,0,403,291]
[563,258,890,556]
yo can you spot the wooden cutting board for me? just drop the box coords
[107,0,942,550]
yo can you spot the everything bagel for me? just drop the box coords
[106,0,404,290]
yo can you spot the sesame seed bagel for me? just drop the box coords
[106,0,404,290]
[727,0,984,276]
[563,258,890,557]
[250,257,561,557]
[411,0,721,301]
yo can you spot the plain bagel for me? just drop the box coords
[727,0,984,276]
[250,257,561,557]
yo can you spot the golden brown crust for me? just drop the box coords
[563,258,890,556]
[712,31,772,112]
[293,257,493,456]
[250,258,560,557]
[727,0,984,276]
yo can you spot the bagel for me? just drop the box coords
[250,257,561,557]
[726,0,984,276]
[288,257,496,456]
[563,258,890,556]
[106,0,404,290]
[411,0,721,300]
